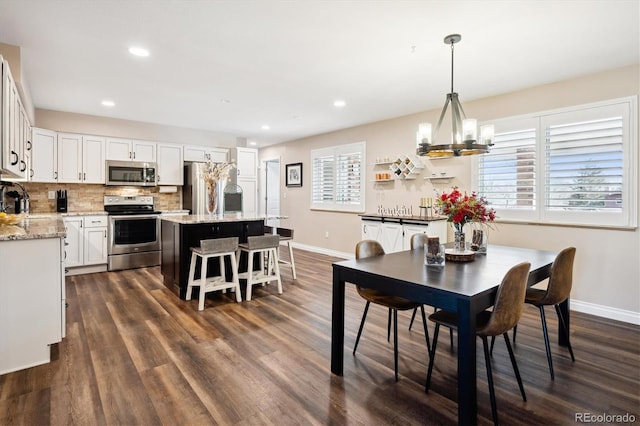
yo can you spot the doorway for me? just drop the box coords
[264,158,281,228]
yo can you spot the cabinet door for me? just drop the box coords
[84,227,107,265]
[1,61,23,177]
[63,217,84,267]
[361,220,382,241]
[379,223,404,253]
[82,135,105,183]
[157,143,183,185]
[237,178,258,216]
[209,148,229,163]
[183,145,209,162]
[31,128,58,182]
[132,141,156,162]
[106,138,132,161]
[403,224,430,250]
[57,133,82,183]
[236,147,258,179]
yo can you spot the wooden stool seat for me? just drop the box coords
[186,237,241,311]
[237,235,282,301]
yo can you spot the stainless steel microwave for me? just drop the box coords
[105,160,157,186]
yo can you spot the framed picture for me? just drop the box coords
[286,162,303,187]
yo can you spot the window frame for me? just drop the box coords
[472,96,637,228]
[310,141,366,213]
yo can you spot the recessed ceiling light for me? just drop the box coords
[101,100,115,107]
[333,100,346,108]
[249,141,257,146]
[261,125,270,130]
[128,46,149,57]
[220,99,231,104]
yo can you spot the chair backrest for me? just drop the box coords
[540,247,577,306]
[479,262,531,337]
[409,233,429,250]
[200,237,239,254]
[264,225,274,234]
[276,227,294,239]
[355,239,385,260]
[245,234,280,250]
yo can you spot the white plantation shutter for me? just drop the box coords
[545,117,623,212]
[475,97,636,227]
[311,142,366,212]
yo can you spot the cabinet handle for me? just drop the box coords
[26,140,32,150]
[54,171,58,179]
[30,169,34,178]
[79,172,82,180]
[84,172,86,180]
[20,160,26,172]
[129,151,132,159]
[132,152,136,159]
[10,151,18,165]
[104,230,107,238]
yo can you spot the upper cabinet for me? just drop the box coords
[106,138,156,162]
[234,147,258,179]
[1,56,31,179]
[156,143,183,185]
[183,145,229,163]
[57,133,105,184]
[31,128,57,182]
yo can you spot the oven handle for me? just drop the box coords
[108,214,160,221]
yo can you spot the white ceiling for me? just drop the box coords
[0,0,638,147]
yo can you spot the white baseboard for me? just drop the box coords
[291,243,640,325]
[65,264,108,276]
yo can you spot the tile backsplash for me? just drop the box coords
[3,182,181,213]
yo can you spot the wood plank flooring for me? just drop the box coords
[1,248,639,425]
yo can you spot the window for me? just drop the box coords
[311,141,366,212]
[475,97,636,227]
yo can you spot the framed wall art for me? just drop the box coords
[285,162,303,187]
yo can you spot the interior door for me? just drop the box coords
[265,159,280,228]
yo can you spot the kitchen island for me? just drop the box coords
[0,215,66,374]
[160,214,268,299]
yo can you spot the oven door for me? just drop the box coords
[108,214,160,255]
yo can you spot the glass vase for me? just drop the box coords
[453,224,466,252]
[207,183,218,215]
[470,224,488,254]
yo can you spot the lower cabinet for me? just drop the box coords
[361,218,448,254]
[63,215,108,272]
[0,237,64,374]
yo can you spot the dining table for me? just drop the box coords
[331,244,562,425]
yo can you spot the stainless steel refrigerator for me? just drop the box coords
[182,162,226,215]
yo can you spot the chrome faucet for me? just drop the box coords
[0,181,29,214]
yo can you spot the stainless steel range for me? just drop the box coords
[104,195,161,271]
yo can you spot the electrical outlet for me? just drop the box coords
[48,191,55,199]
[325,231,329,238]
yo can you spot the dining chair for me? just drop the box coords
[352,239,431,381]
[426,261,531,426]
[516,246,576,380]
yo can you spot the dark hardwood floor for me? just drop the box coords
[1,248,639,425]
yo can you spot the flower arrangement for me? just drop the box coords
[200,160,236,213]
[435,187,496,233]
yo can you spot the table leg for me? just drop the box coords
[558,298,570,347]
[331,267,345,375]
[457,298,477,425]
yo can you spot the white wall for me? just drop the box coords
[260,65,640,323]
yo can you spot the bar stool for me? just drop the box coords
[276,227,296,280]
[186,237,241,311]
[237,235,282,301]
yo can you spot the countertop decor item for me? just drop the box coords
[435,187,496,252]
[200,160,236,214]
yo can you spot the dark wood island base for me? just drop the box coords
[160,215,265,299]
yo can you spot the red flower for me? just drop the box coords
[435,187,496,231]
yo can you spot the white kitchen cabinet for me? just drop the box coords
[106,137,156,162]
[83,215,108,265]
[229,147,258,216]
[235,147,258,179]
[361,218,448,253]
[31,128,58,182]
[59,134,103,183]
[379,222,404,253]
[1,56,28,178]
[0,236,64,374]
[402,222,448,250]
[361,220,382,241]
[157,143,184,185]
[63,216,84,267]
[237,177,258,216]
[184,145,229,163]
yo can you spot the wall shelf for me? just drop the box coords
[425,176,455,183]
[390,154,424,180]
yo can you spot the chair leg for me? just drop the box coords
[198,255,207,311]
[425,323,440,393]
[230,252,241,302]
[271,247,283,294]
[481,336,499,426]
[554,304,575,362]
[490,335,496,355]
[419,305,431,354]
[353,301,370,355]
[503,333,526,401]
[408,307,418,330]
[539,306,555,380]
[246,251,254,301]
[387,309,392,342]
[185,252,197,301]
[287,241,297,279]
[449,327,454,352]
[393,309,399,382]
[513,324,518,344]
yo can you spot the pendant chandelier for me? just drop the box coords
[416,34,494,157]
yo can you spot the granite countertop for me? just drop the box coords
[359,214,447,223]
[161,214,285,225]
[0,215,66,241]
